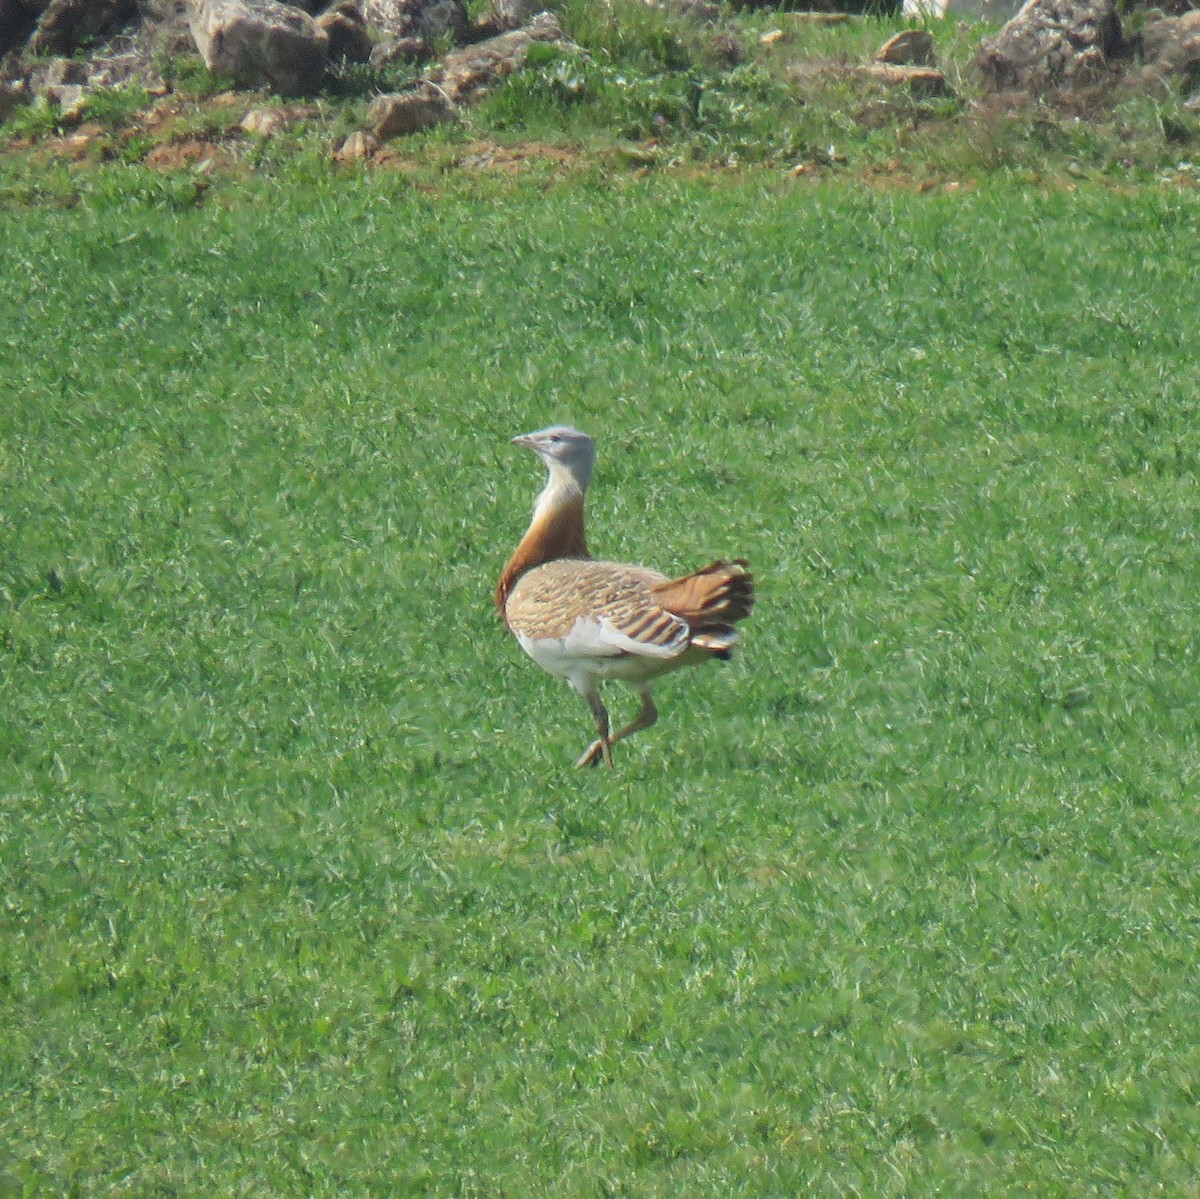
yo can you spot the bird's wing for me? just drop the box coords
[506,560,691,659]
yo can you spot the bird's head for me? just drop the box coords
[512,425,596,494]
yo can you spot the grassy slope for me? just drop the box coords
[2,174,1200,1196]
[4,0,1200,190]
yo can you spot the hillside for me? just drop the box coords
[2,0,1199,196]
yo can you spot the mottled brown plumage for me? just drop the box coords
[497,425,754,768]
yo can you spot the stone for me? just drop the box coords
[875,29,934,67]
[29,0,135,55]
[43,79,86,116]
[0,76,27,120]
[360,0,465,41]
[490,0,541,32]
[43,54,88,84]
[188,0,329,94]
[335,128,378,157]
[1137,12,1200,98]
[368,33,429,65]
[676,0,720,21]
[975,0,1123,93]
[368,82,455,138]
[787,11,850,23]
[240,105,285,133]
[903,0,1022,20]
[640,0,718,19]
[435,10,565,104]
[316,0,372,62]
[857,62,954,97]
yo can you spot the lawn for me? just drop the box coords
[2,171,1199,1196]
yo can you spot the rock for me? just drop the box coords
[786,11,850,23]
[875,29,934,67]
[240,101,314,131]
[975,0,1123,93]
[676,0,720,21]
[43,79,87,116]
[28,0,135,54]
[316,0,372,62]
[43,54,88,84]
[0,76,28,119]
[335,128,378,157]
[490,0,541,32]
[368,82,455,138]
[1137,11,1200,98]
[857,62,954,97]
[368,33,429,65]
[435,10,566,103]
[640,0,718,18]
[240,104,285,133]
[360,0,465,42]
[188,0,329,94]
[59,117,104,150]
[903,0,1022,20]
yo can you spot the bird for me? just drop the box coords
[495,424,754,768]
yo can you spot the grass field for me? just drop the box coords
[2,172,1200,1196]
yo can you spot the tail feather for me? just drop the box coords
[651,559,754,633]
[690,624,738,660]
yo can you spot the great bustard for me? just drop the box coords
[496,425,754,767]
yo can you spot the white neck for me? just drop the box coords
[535,459,590,517]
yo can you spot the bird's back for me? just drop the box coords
[505,559,675,644]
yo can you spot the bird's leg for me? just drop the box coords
[577,692,657,768]
[615,692,658,747]
[576,688,614,769]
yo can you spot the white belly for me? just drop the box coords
[516,621,694,685]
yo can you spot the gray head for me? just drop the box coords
[512,425,596,493]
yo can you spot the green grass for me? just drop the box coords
[2,172,1200,1196]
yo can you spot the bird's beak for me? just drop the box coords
[511,433,536,449]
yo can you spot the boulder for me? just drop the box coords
[335,128,378,157]
[42,53,87,83]
[786,10,850,22]
[359,0,465,41]
[875,29,934,67]
[368,33,429,65]
[368,82,455,137]
[903,0,1022,20]
[43,78,87,115]
[29,0,136,54]
[975,0,1123,93]
[316,0,372,61]
[434,10,566,103]
[857,62,954,97]
[188,0,328,94]
[489,0,541,31]
[673,0,721,22]
[0,73,28,119]
[1137,11,1200,98]
[246,101,316,128]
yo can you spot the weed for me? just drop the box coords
[2,95,68,140]
[80,84,152,129]
[154,53,239,97]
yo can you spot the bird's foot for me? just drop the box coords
[576,739,613,768]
